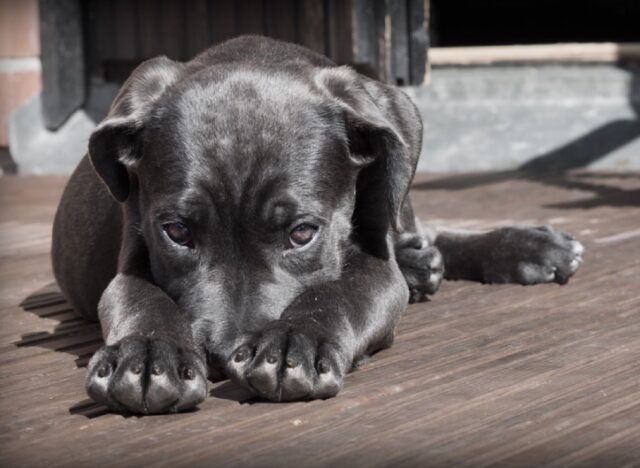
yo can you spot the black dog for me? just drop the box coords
[52,36,583,413]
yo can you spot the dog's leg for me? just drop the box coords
[225,247,408,402]
[433,225,584,285]
[85,274,208,414]
[393,198,444,303]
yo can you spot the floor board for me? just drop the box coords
[1,171,639,466]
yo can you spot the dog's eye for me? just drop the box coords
[163,222,192,247]
[289,223,318,247]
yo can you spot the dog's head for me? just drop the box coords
[88,54,415,354]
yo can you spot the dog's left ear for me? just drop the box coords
[315,66,419,239]
[89,57,186,202]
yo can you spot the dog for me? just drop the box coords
[52,36,584,414]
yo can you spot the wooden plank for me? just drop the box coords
[236,0,264,36]
[374,0,389,83]
[208,0,237,44]
[160,0,186,60]
[100,0,139,82]
[264,0,298,42]
[39,0,85,129]
[113,0,137,62]
[351,0,379,79]
[407,0,428,85]
[326,0,353,65]
[429,42,640,66]
[389,0,410,85]
[298,0,325,55]
[84,0,114,78]
[1,171,640,465]
[185,0,210,57]
[137,0,163,59]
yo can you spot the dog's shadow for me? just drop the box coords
[17,283,102,368]
[209,381,259,404]
[16,283,112,417]
[17,283,257,418]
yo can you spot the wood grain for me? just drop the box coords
[298,0,326,55]
[0,171,639,466]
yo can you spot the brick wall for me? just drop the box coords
[0,0,41,147]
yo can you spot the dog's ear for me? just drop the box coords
[89,57,185,202]
[315,66,418,240]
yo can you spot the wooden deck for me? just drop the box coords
[1,171,639,466]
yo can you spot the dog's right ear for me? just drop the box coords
[89,57,185,202]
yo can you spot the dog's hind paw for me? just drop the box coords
[226,321,347,402]
[483,226,584,285]
[86,336,208,414]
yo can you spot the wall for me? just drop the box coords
[0,0,41,147]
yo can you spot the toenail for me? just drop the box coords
[572,242,585,255]
[266,353,279,364]
[286,357,299,368]
[151,364,164,375]
[131,363,143,374]
[183,368,195,380]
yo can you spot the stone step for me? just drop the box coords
[405,64,640,171]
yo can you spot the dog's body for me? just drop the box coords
[52,36,583,413]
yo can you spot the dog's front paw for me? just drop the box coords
[86,336,207,414]
[486,226,584,285]
[226,321,347,402]
[395,233,444,302]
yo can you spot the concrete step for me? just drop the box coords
[404,64,640,171]
[8,64,640,174]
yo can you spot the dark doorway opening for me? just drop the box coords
[430,0,640,47]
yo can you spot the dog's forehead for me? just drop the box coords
[175,69,332,151]
[142,69,353,210]
[147,69,345,167]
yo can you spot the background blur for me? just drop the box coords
[1,0,639,175]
